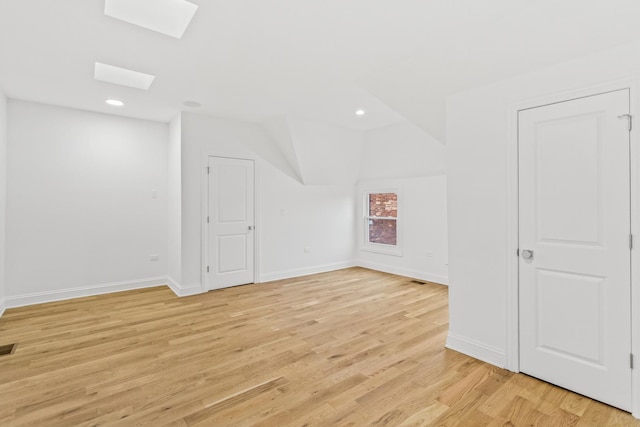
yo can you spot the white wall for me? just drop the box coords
[179,112,356,292]
[356,122,448,284]
[0,91,7,315]
[180,112,266,293]
[357,176,448,284]
[446,39,640,367]
[0,101,446,311]
[259,164,356,281]
[167,115,182,286]
[5,101,168,305]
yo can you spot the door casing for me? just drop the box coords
[506,78,640,417]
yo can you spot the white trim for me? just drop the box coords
[201,153,208,293]
[253,160,262,283]
[360,245,402,257]
[505,89,520,372]
[506,78,640,415]
[4,277,168,309]
[0,299,6,317]
[629,82,640,420]
[260,261,357,283]
[446,332,506,368]
[166,276,202,297]
[356,259,448,285]
[360,187,403,256]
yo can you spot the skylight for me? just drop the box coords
[105,99,125,107]
[94,62,155,90]
[104,0,198,39]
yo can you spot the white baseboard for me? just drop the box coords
[4,277,168,309]
[0,261,444,314]
[356,259,448,285]
[446,332,506,368]
[166,276,202,297]
[260,261,357,283]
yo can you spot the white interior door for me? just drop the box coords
[208,156,255,290]
[518,89,632,410]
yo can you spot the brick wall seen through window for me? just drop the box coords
[367,192,397,245]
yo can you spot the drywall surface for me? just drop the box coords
[360,122,446,180]
[5,100,168,300]
[356,122,448,284]
[259,163,356,281]
[446,39,640,366]
[180,112,356,290]
[287,118,364,185]
[167,115,182,285]
[356,176,448,284]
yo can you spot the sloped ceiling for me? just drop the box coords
[360,122,446,181]
[2,1,640,144]
[262,116,364,185]
[262,116,304,183]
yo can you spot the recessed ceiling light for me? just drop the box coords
[95,62,155,90]
[105,0,198,39]
[106,99,125,107]
[356,109,366,116]
[182,100,202,108]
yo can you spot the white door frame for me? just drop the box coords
[505,78,640,417]
[201,154,260,292]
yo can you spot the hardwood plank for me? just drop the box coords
[0,267,638,426]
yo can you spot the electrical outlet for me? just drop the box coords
[304,247,311,253]
[426,252,434,258]
[150,254,159,261]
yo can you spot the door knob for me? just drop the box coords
[522,249,534,260]
[248,225,254,230]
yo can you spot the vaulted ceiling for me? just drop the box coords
[2,1,640,143]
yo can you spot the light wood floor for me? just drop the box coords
[0,267,638,426]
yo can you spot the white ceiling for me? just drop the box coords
[2,1,640,140]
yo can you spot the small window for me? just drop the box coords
[363,191,401,255]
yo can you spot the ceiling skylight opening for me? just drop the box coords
[106,99,125,107]
[104,0,199,39]
[182,100,202,108]
[94,62,155,90]
[356,109,366,116]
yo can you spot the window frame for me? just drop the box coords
[361,188,402,256]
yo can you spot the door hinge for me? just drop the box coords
[207,216,210,224]
[618,114,633,131]
[206,166,210,174]
[516,248,519,257]
[631,353,634,369]
[630,234,634,250]
[207,266,210,273]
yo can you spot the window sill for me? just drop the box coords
[360,245,403,257]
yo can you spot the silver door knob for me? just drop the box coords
[522,249,534,260]
[248,225,254,230]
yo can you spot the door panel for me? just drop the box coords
[536,269,604,365]
[218,235,247,273]
[208,157,255,290]
[519,89,631,410]
[536,114,601,245]
[217,165,248,222]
